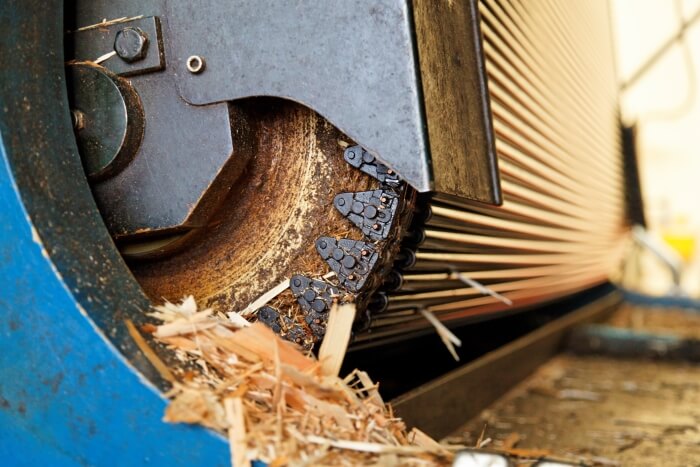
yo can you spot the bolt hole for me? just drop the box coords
[186,55,205,74]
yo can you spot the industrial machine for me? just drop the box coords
[0,0,635,464]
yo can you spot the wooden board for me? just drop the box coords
[412,0,502,205]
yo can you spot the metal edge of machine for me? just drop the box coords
[159,0,502,205]
[392,285,622,439]
[0,1,232,463]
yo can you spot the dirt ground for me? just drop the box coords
[450,353,700,466]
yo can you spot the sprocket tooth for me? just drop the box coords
[333,189,399,241]
[315,237,379,293]
[343,145,401,185]
[290,274,340,339]
[257,305,313,349]
[258,305,283,333]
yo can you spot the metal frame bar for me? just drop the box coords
[0,1,229,462]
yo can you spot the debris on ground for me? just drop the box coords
[138,296,458,466]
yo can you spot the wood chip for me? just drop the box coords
[124,319,175,382]
[94,50,116,64]
[225,397,249,467]
[500,432,521,450]
[148,297,448,466]
[450,271,513,306]
[240,278,290,317]
[318,303,357,377]
[409,428,452,456]
[419,307,462,361]
[73,15,144,32]
[228,323,315,372]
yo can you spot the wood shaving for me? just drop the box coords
[149,297,453,466]
[72,15,145,33]
[238,278,291,317]
[93,50,116,65]
[124,318,175,383]
[419,307,462,361]
[318,302,356,377]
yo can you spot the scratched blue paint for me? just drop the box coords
[0,139,231,465]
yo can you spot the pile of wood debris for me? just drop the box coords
[137,296,458,466]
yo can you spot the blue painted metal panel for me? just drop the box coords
[620,288,700,311]
[0,1,234,462]
[0,141,230,465]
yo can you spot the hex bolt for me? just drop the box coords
[186,55,206,74]
[114,27,149,63]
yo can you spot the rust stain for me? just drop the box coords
[131,100,376,319]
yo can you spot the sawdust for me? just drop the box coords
[142,297,457,466]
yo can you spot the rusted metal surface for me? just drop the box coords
[130,100,398,317]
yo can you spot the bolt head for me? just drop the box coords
[364,205,378,219]
[114,27,148,63]
[332,248,345,261]
[342,255,357,268]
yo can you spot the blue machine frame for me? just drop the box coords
[0,1,232,464]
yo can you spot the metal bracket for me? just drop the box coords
[343,146,401,186]
[72,16,165,77]
[315,237,379,293]
[158,0,502,204]
[290,275,340,339]
[334,188,399,241]
[257,305,312,348]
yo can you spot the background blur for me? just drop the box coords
[612,0,700,295]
